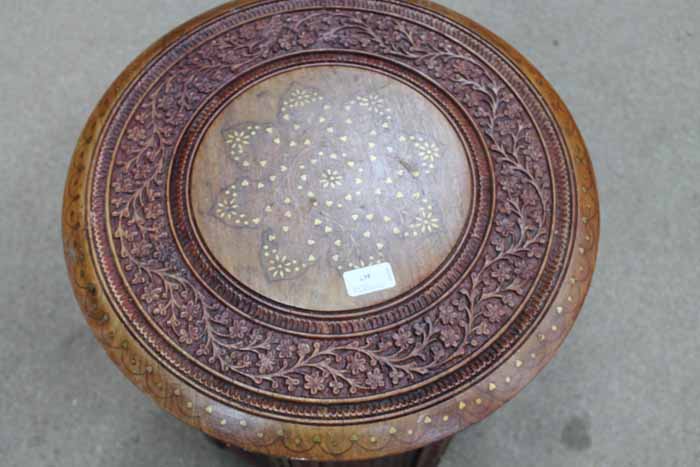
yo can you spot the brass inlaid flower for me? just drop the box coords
[356,94,386,114]
[320,169,343,189]
[225,128,253,156]
[282,87,321,112]
[410,207,440,234]
[267,254,294,279]
[415,138,440,168]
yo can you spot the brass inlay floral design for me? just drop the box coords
[212,82,448,282]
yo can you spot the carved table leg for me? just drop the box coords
[211,436,453,467]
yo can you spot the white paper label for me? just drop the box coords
[343,262,396,297]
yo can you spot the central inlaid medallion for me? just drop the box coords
[191,66,472,311]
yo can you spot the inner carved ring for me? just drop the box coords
[169,54,494,337]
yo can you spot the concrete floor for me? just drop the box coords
[1,1,698,466]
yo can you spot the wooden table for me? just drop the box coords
[63,1,599,465]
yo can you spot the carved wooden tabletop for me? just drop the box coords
[63,0,599,464]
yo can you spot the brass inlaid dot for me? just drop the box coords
[240,420,248,427]
[475,398,483,405]
[205,406,213,414]
[488,383,497,391]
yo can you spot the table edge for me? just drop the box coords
[61,0,600,461]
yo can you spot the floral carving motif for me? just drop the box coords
[103,3,556,401]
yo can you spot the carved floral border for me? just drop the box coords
[83,0,575,421]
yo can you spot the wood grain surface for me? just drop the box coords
[191,65,471,310]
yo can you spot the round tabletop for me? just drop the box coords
[63,0,599,462]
